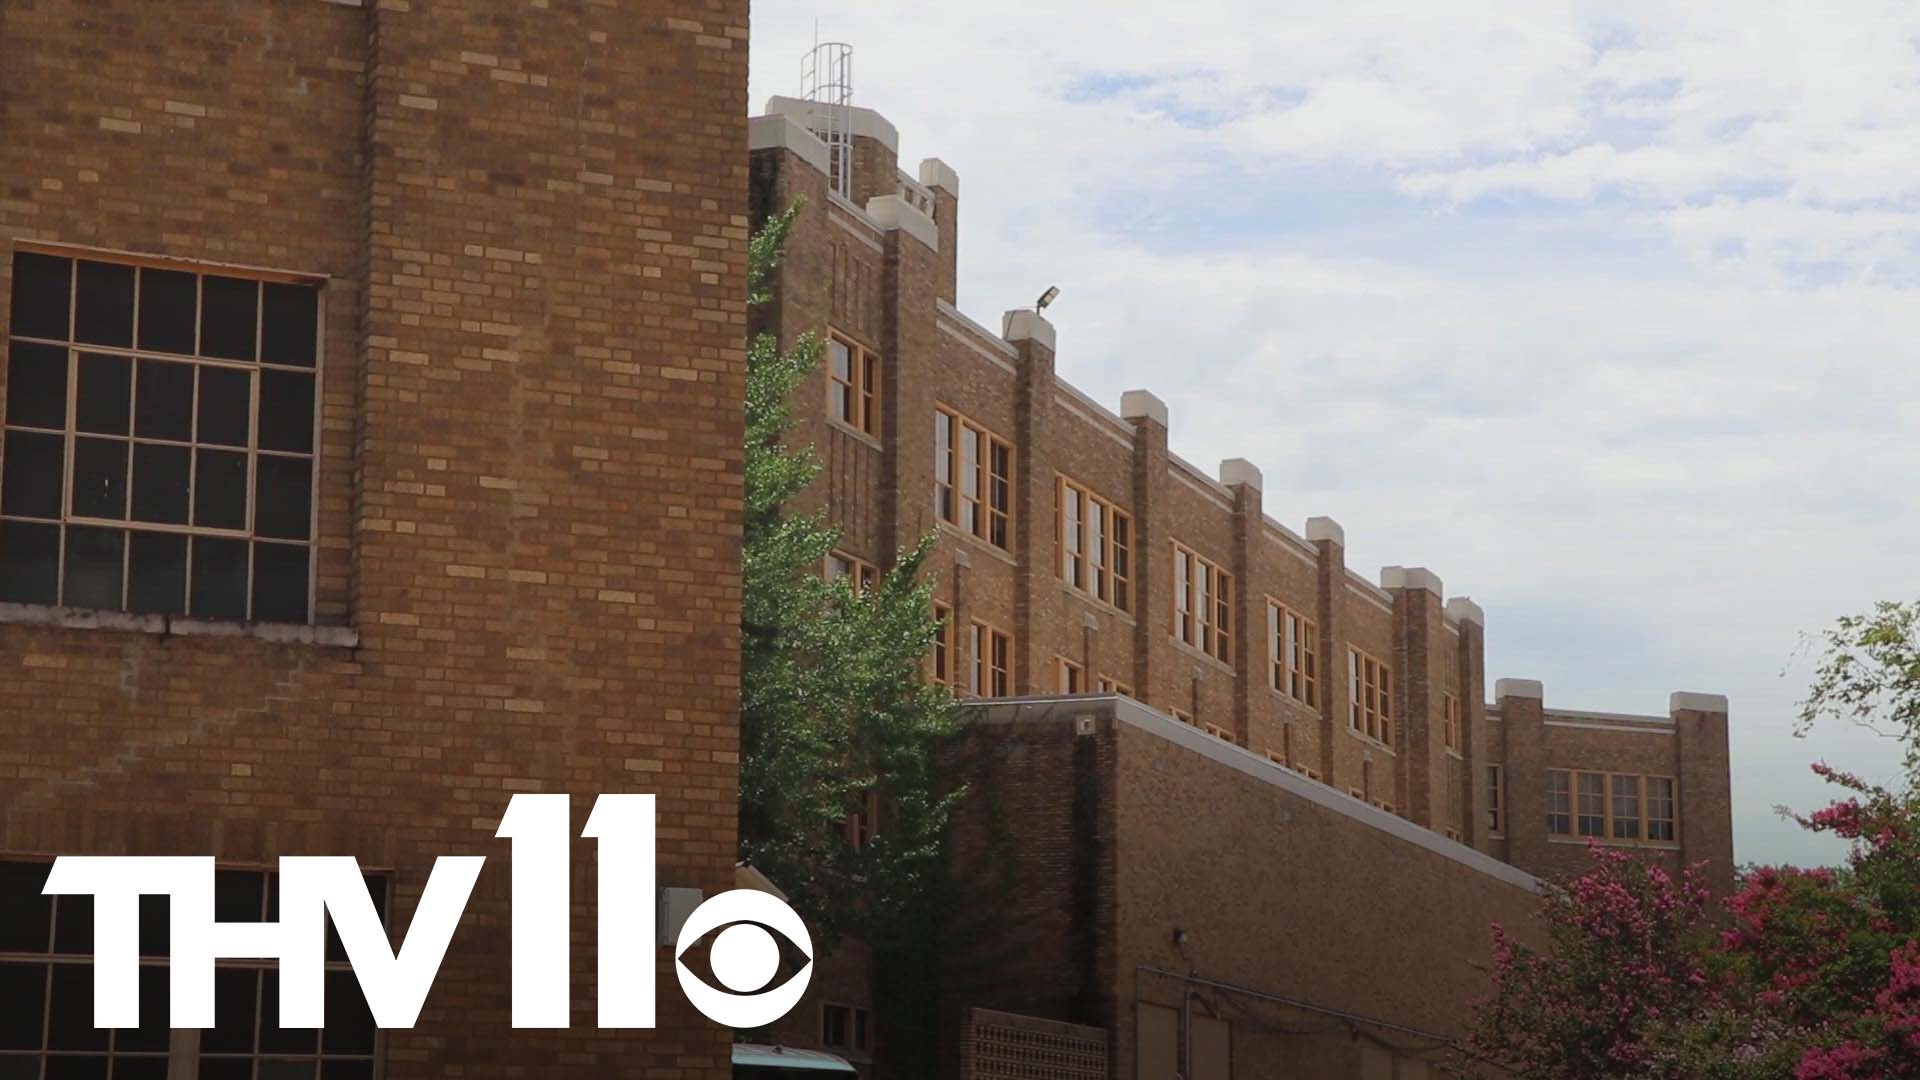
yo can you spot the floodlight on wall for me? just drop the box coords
[1035,285,1060,312]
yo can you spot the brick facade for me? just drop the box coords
[0,1,746,1077]
[745,99,1734,888]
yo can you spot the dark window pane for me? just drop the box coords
[215,870,266,923]
[262,284,318,367]
[6,340,70,428]
[127,532,187,616]
[0,521,60,605]
[74,261,135,348]
[111,1058,170,1080]
[137,894,167,958]
[196,1060,254,1080]
[193,449,247,529]
[75,353,132,435]
[0,862,52,952]
[321,1063,374,1080]
[260,1063,314,1080]
[190,536,247,619]
[10,251,72,341]
[136,269,195,355]
[258,971,318,1054]
[130,444,188,525]
[45,1058,108,1080]
[198,367,252,447]
[254,457,311,541]
[116,963,170,1052]
[1,430,64,518]
[251,543,308,624]
[203,967,259,1054]
[201,277,258,361]
[53,891,92,954]
[322,970,375,1054]
[48,963,109,1050]
[0,962,46,1049]
[63,526,125,610]
[133,359,192,441]
[257,370,314,453]
[71,437,129,519]
[322,875,385,965]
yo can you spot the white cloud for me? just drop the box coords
[749,1,1920,866]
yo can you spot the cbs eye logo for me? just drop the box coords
[674,890,815,1027]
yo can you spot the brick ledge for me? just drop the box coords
[0,603,359,648]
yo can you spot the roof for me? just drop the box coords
[731,1044,856,1072]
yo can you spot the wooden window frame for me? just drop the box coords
[931,603,955,687]
[826,550,878,593]
[1096,676,1133,697]
[821,1001,873,1055]
[1202,722,1234,743]
[1171,541,1232,663]
[842,788,881,850]
[1547,769,1679,846]
[826,329,880,437]
[1346,647,1394,746]
[1169,707,1194,726]
[1056,475,1132,612]
[1056,655,1085,694]
[1,245,326,623]
[1486,763,1506,835]
[970,619,1011,698]
[1266,599,1318,707]
[935,406,1012,549]
[1442,692,1461,752]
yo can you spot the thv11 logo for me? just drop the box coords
[42,794,811,1030]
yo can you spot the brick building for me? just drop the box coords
[0,1,746,1077]
[747,94,1736,1075]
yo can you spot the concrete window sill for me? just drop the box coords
[0,602,359,648]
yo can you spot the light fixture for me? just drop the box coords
[1035,285,1060,312]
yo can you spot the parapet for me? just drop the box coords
[763,95,899,153]
[1494,678,1545,701]
[1120,389,1168,426]
[1670,691,1729,715]
[1380,566,1442,597]
[1218,458,1263,492]
[1304,516,1345,546]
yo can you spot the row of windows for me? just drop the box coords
[3,250,323,624]
[933,407,1012,549]
[0,859,383,1079]
[1171,542,1232,663]
[1056,477,1131,611]
[1547,770,1677,843]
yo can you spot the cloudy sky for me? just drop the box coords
[748,2,1920,866]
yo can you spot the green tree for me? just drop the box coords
[738,201,964,997]
[1798,600,1920,776]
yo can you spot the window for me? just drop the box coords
[1266,601,1319,706]
[821,1002,872,1055]
[1486,764,1506,835]
[1347,648,1393,745]
[1172,542,1231,662]
[1546,770,1572,835]
[1056,656,1085,694]
[1611,774,1641,840]
[935,407,1011,549]
[931,603,955,687]
[827,331,880,436]
[1056,476,1132,611]
[1170,708,1194,726]
[969,620,1010,697]
[826,551,878,593]
[0,858,383,1079]
[1446,754,1463,836]
[1547,770,1678,845]
[1647,776,1676,842]
[842,789,880,850]
[1575,772,1607,837]
[1096,676,1132,697]
[1442,693,1462,752]
[2,249,322,622]
[1297,765,1321,781]
[1202,722,1233,743]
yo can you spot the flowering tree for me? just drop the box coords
[1461,601,1920,1079]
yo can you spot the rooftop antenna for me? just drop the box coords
[800,34,854,201]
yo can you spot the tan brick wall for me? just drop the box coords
[0,1,747,1075]
[943,701,1543,1080]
